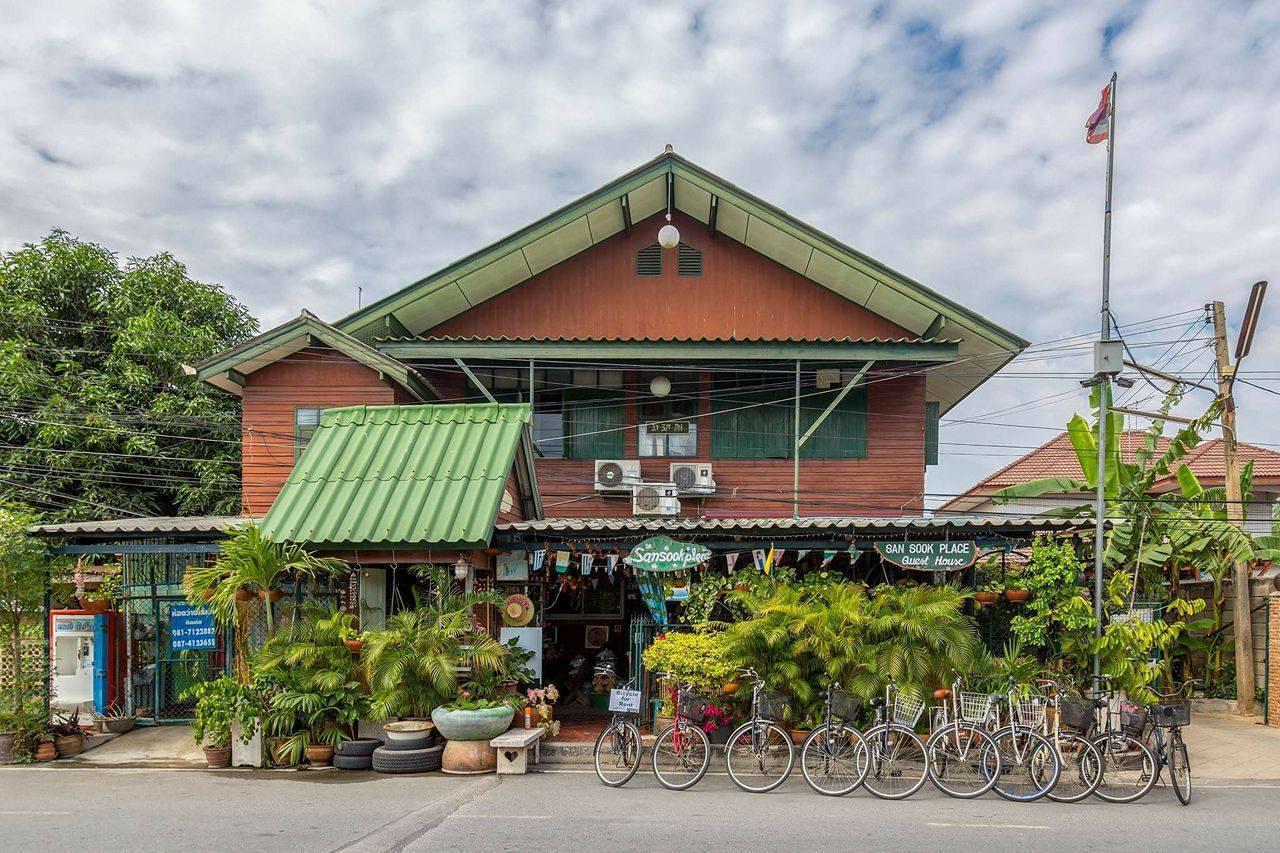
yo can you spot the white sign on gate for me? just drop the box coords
[608,688,641,713]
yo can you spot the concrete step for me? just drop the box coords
[539,734,661,766]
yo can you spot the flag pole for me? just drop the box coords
[1093,71,1117,688]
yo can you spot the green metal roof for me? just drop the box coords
[260,403,534,548]
[333,149,1028,414]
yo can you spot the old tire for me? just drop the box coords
[333,753,374,771]
[336,738,382,757]
[379,734,434,752]
[372,744,444,774]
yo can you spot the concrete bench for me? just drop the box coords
[490,727,545,775]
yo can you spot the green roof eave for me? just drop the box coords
[375,337,960,362]
[191,311,439,400]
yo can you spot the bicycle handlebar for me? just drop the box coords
[1150,680,1198,700]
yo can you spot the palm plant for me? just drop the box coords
[183,522,348,679]
[362,566,507,720]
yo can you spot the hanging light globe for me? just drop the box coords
[657,214,680,249]
[649,375,672,397]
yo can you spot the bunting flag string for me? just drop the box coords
[580,553,594,576]
[530,549,547,574]
[554,550,570,574]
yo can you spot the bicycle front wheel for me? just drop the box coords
[652,723,711,790]
[593,720,642,787]
[800,724,868,796]
[1045,732,1103,803]
[925,724,999,799]
[725,721,794,793]
[861,723,929,800]
[1091,733,1158,804]
[1169,731,1192,805]
[986,727,1061,802]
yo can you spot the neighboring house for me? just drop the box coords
[940,430,1280,536]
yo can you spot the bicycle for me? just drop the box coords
[861,680,930,800]
[724,667,795,793]
[1144,680,1196,805]
[591,664,644,787]
[924,677,1001,799]
[650,672,712,790]
[1034,679,1103,804]
[799,681,870,796]
[1082,675,1159,804]
[981,683,1061,802]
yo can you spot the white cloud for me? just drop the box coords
[1,0,1277,503]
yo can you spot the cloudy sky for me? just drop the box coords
[2,0,1278,506]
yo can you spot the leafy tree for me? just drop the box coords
[0,230,256,520]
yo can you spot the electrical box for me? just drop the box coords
[1094,340,1124,376]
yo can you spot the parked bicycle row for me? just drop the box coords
[592,665,1196,805]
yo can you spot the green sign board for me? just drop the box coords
[623,535,710,573]
[874,541,977,572]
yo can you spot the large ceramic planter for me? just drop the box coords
[305,744,334,767]
[973,591,999,607]
[0,731,15,763]
[432,706,514,775]
[430,706,514,742]
[78,598,110,613]
[203,746,232,768]
[54,734,84,758]
[34,742,57,762]
[1004,589,1031,604]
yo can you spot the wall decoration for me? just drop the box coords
[584,624,609,649]
[496,553,528,581]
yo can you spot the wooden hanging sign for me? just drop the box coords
[874,541,978,572]
[623,535,710,573]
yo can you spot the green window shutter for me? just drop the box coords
[799,388,867,460]
[711,388,791,459]
[564,393,625,460]
[924,401,940,466]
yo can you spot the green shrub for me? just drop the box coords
[642,627,737,698]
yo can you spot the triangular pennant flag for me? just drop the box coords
[724,552,739,575]
[531,550,547,573]
[821,550,837,568]
[795,549,809,562]
[606,554,618,576]
[752,549,766,572]
[580,553,594,576]
[555,550,570,574]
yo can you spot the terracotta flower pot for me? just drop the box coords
[344,639,366,654]
[202,589,216,602]
[722,681,740,694]
[934,688,952,700]
[35,742,57,762]
[974,591,999,606]
[235,588,254,602]
[790,729,813,744]
[259,588,283,602]
[54,734,84,758]
[1004,589,1031,604]
[203,745,232,768]
[305,743,334,767]
[78,598,110,613]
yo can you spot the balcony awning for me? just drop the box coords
[261,403,538,548]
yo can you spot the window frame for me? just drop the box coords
[294,407,324,459]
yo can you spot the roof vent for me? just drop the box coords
[677,242,702,276]
[636,243,662,276]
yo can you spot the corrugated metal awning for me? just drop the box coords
[496,515,1097,537]
[29,516,254,537]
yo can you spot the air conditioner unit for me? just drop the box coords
[632,483,681,516]
[594,459,641,492]
[669,462,716,494]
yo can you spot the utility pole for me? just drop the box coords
[1213,298,1255,715]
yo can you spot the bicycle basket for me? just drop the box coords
[829,687,862,722]
[758,689,789,721]
[958,692,990,724]
[677,691,710,724]
[1119,701,1149,735]
[1013,697,1047,729]
[1151,701,1191,728]
[892,693,926,728]
[1059,698,1095,732]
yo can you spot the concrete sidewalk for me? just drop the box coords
[60,723,205,768]
[1187,712,1280,781]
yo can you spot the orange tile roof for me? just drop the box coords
[945,430,1280,508]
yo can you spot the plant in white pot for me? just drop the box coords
[184,677,260,768]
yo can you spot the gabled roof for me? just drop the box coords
[335,149,1027,413]
[940,430,1280,512]
[259,403,540,548]
[188,310,438,400]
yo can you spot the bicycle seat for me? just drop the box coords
[871,697,885,707]
[987,694,1002,702]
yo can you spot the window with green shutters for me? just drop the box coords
[564,392,625,459]
[924,401,940,466]
[710,373,867,460]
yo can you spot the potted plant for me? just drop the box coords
[525,684,560,739]
[34,735,57,762]
[51,709,85,758]
[184,677,258,768]
[1002,564,1031,604]
[78,565,120,613]
[973,583,1001,607]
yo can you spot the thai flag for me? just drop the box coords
[1086,84,1111,144]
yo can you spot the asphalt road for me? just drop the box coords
[1,765,1276,852]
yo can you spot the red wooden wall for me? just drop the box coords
[427,211,913,341]
[240,348,413,516]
